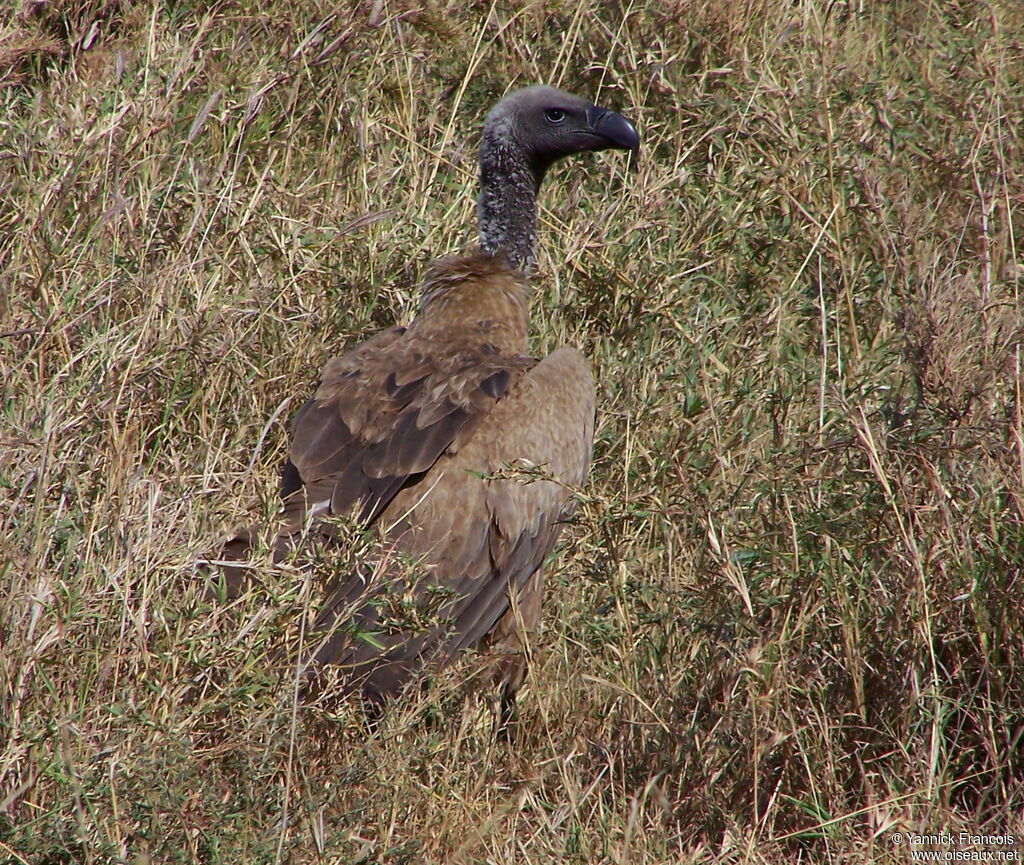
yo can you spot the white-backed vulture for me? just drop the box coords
[219,86,639,721]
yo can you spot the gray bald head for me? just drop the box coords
[476,85,639,272]
[483,85,639,186]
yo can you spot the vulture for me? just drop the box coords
[219,85,639,723]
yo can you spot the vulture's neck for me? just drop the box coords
[476,123,543,274]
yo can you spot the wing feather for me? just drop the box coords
[283,331,533,543]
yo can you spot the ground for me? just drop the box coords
[1,0,1023,862]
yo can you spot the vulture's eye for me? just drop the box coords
[544,108,567,124]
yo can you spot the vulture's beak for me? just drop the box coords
[586,105,640,153]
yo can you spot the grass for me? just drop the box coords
[2,0,1023,861]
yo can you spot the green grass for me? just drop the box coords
[2,0,1023,861]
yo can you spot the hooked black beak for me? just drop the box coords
[586,104,640,152]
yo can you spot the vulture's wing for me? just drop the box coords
[208,326,406,594]
[280,326,535,538]
[302,346,595,704]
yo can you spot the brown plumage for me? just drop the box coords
[216,86,638,721]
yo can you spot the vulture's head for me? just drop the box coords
[481,85,639,185]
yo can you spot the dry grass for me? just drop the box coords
[2,0,1023,861]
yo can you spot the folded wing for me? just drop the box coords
[300,346,595,704]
